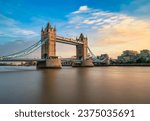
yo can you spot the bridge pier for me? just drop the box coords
[72,58,94,67]
[81,58,94,67]
[37,56,62,69]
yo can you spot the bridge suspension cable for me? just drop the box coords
[1,39,48,60]
[4,40,42,57]
[87,47,96,58]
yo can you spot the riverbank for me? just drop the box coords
[1,63,150,67]
[106,63,150,66]
[63,63,150,67]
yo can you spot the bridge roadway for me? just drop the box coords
[0,59,45,62]
[56,36,83,45]
[0,58,82,63]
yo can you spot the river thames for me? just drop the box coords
[0,66,150,104]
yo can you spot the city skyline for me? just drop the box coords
[0,0,150,58]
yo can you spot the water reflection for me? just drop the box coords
[0,66,150,103]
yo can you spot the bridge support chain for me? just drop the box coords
[72,58,94,67]
[37,56,62,69]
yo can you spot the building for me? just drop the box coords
[117,50,138,63]
[136,49,150,63]
[122,50,138,56]
[97,54,110,64]
[117,49,150,64]
[139,49,150,57]
[93,54,110,65]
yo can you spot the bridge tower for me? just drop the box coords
[75,33,94,67]
[41,22,56,58]
[76,33,88,60]
[37,22,62,69]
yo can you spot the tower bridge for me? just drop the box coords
[0,22,94,68]
[38,22,93,68]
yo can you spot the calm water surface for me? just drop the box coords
[0,66,150,104]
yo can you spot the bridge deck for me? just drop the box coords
[56,36,83,45]
[0,59,45,62]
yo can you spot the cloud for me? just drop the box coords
[10,28,37,36]
[0,14,17,27]
[0,14,38,43]
[72,5,89,14]
[95,17,150,46]
[65,5,150,58]
[79,6,89,11]
[68,8,128,29]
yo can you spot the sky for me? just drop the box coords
[0,0,150,58]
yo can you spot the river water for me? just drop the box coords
[0,66,150,104]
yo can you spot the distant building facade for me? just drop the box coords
[92,54,110,65]
[136,49,150,63]
[117,49,150,64]
[117,50,138,63]
[97,54,110,64]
